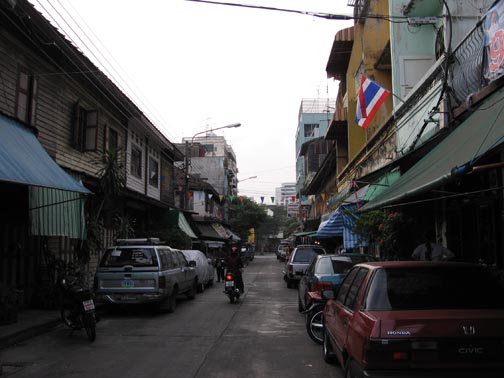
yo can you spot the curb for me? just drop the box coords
[0,318,61,350]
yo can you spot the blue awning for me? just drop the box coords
[0,114,91,194]
[315,204,364,249]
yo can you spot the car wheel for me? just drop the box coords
[163,287,177,313]
[306,309,324,345]
[197,279,205,293]
[187,280,197,299]
[323,328,337,364]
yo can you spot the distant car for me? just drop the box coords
[94,238,197,313]
[322,261,504,377]
[284,245,326,288]
[181,249,215,292]
[276,243,289,261]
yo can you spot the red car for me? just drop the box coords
[322,261,504,378]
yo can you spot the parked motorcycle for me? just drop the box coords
[59,278,97,342]
[303,291,326,344]
[224,272,241,304]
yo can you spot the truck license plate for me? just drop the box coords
[122,279,134,288]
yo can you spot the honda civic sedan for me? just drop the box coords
[322,261,504,378]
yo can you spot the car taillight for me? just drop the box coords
[311,281,333,292]
[159,276,166,289]
[363,339,410,366]
[288,264,293,272]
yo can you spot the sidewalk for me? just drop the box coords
[0,309,60,350]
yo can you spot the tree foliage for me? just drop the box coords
[228,197,268,240]
[354,210,414,260]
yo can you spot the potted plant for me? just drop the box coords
[0,283,20,325]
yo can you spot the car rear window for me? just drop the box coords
[100,248,158,267]
[365,266,504,310]
[317,258,354,274]
[293,248,325,262]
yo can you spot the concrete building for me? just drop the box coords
[179,132,238,222]
[295,98,335,197]
[275,182,296,206]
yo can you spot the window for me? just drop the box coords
[107,127,119,153]
[130,145,142,178]
[15,68,38,125]
[158,249,176,270]
[344,268,368,311]
[149,157,159,187]
[176,251,189,267]
[304,124,319,138]
[336,268,358,304]
[99,248,157,267]
[202,144,215,154]
[72,102,98,151]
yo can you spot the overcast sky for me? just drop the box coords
[31,0,352,202]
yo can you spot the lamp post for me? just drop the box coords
[184,122,241,210]
[239,175,257,183]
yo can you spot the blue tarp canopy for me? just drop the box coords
[0,114,91,194]
[315,204,363,249]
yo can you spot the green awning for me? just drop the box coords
[363,168,401,202]
[29,187,86,239]
[293,231,317,237]
[179,212,197,239]
[361,86,504,211]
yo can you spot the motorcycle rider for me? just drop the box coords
[225,246,244,293]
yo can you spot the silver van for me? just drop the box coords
[94,238,197,312]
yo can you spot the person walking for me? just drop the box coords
[215,249,226,283]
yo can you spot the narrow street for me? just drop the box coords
[0,254,342,378]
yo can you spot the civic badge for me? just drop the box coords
[462,325,476,335]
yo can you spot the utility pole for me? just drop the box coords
[184,140,190,210]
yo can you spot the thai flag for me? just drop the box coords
[355,76,390,129]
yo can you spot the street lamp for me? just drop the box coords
[184,122,241,209]
[239,175,257,183]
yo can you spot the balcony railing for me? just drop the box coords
[451,20,486,106]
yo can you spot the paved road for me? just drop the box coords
[0,253,343,378]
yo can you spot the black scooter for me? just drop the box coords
[223,272,241,304]
[59,278,97,342]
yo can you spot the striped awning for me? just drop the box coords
[316,204,363,249]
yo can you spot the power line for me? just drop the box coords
[42,0,181,143]
[184,0,416,23]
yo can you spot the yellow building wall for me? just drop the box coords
[346,0,392,162]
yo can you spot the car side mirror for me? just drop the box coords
[189,260,196,267]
